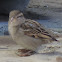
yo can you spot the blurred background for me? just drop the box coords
[0,0,62,35]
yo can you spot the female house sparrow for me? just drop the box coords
[8,10,57,57]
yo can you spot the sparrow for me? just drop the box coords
[8,10,57,57]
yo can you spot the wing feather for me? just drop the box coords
[20,19,57,41]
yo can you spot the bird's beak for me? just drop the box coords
[10,17,14,22]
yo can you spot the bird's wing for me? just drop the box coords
[20,19,57,41]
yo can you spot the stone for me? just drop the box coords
[56,57,62,62]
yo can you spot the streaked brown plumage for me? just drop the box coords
[8,10,57,56]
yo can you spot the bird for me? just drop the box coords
[8,10,58,57]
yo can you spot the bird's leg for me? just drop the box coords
[16,49,36,57]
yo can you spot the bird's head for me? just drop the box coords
[9,10,25,26]
[9,10,21,18]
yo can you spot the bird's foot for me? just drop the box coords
[16,49,35,57]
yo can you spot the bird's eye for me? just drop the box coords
[17,15,23,18]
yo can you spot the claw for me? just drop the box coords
[16,49,36,57]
